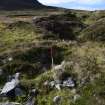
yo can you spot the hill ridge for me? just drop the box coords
[0,0,44,10]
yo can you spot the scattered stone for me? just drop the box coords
[43,61,76,91]
[53,96,61,105]
[63,77,75,88]
[43,76,76,91]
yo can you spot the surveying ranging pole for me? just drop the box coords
[51,47,54,69]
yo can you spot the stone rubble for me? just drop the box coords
[44,77,75,91]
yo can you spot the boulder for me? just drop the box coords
[0,73,23,98]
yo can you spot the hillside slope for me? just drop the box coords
[0,0,44,10]
[0,6,105,105]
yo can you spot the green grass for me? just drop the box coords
[0,21,42,53]
[80,18,105,41]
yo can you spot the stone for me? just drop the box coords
[1,79,19,94]
[14,73,20,79]
[49,81,56,88]
[0,73,20,97]
[43,76,75,91]
[53,96,61,105]
[8,57,13,62]
[43,80,49,86]
[63,77,75,88]
[29,89,39,97]
[55,84,61,91]
[53,61,66,71]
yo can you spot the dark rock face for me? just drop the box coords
[0,0,43,10]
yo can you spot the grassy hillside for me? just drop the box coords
[80,18,105,41]
[0,9,105,105]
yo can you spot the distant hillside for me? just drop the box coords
[0,0,45,10]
